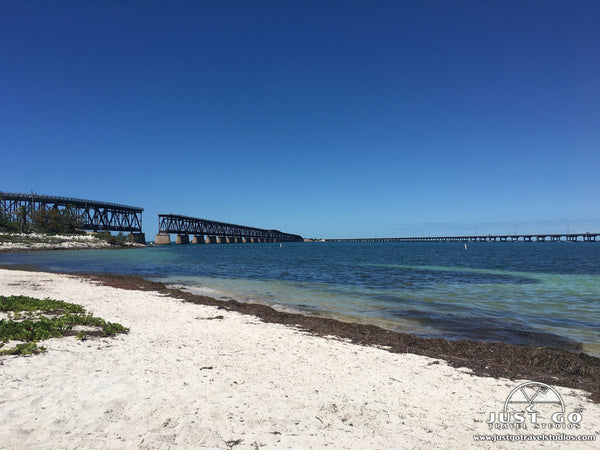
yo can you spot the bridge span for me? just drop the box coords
[0,192,145,242]
[326,233,599,243]
[156,214,303,244]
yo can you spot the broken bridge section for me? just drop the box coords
[156,214,303,244]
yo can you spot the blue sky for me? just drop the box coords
[1,1,598,238]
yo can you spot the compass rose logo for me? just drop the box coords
[486,381,583,430]
[504,382,564,416]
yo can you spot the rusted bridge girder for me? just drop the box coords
[0,192,143,233]
[157,214,303,243]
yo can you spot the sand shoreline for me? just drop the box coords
[1,268,599,448]
[9,266,599,403]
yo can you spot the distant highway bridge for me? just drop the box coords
[0,192,145,241]
[156,214,303,244]
[326,233,598,243]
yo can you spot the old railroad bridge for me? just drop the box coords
[0,192,145,242]
[0,192,303,244]
[155,214,303,244]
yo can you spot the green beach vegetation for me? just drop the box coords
[0,295,128,356]
[90,231,132,245]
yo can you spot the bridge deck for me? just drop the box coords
[1,192,142,211]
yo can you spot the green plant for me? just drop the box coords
[0,295,86,313]
[0,295,128,356]
[30,205,84,235]
[0,342,45,356]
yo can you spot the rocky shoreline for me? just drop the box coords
[0,232,144,252]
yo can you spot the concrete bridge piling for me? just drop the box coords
[155,233,171,245]
[175,234,189,245]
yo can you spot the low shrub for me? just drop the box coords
[0,295,128,356]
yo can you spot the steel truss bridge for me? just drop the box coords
[327,233,599,243]
[157,214,303,244]
[0,192,144,233]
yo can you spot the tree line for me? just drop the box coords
[0,203,83,234]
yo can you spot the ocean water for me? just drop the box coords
[1,242,599,356]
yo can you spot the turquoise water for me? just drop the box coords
[1,242,599,356]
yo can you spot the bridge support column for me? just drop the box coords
[155,233,171,245]
[225,237,233,244]
[206,236,217,244]
[192,235,204,244]
[242,237,249,243]
[176,234,190,244]
[129,233,146,244]
[216,236,225,244]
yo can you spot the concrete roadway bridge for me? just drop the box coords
[326,233,599,243]
[156,214,303,244]
[0,192,145,242]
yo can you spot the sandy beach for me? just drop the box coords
[1,268,599,449]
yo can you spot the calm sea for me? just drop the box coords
[1,242,599,356]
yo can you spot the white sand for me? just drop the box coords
[0,268,598,449]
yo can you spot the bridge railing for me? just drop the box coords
[0,192,143,211]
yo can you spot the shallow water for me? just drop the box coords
[1,241,599,356]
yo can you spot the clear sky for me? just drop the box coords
[1,1,598,239]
